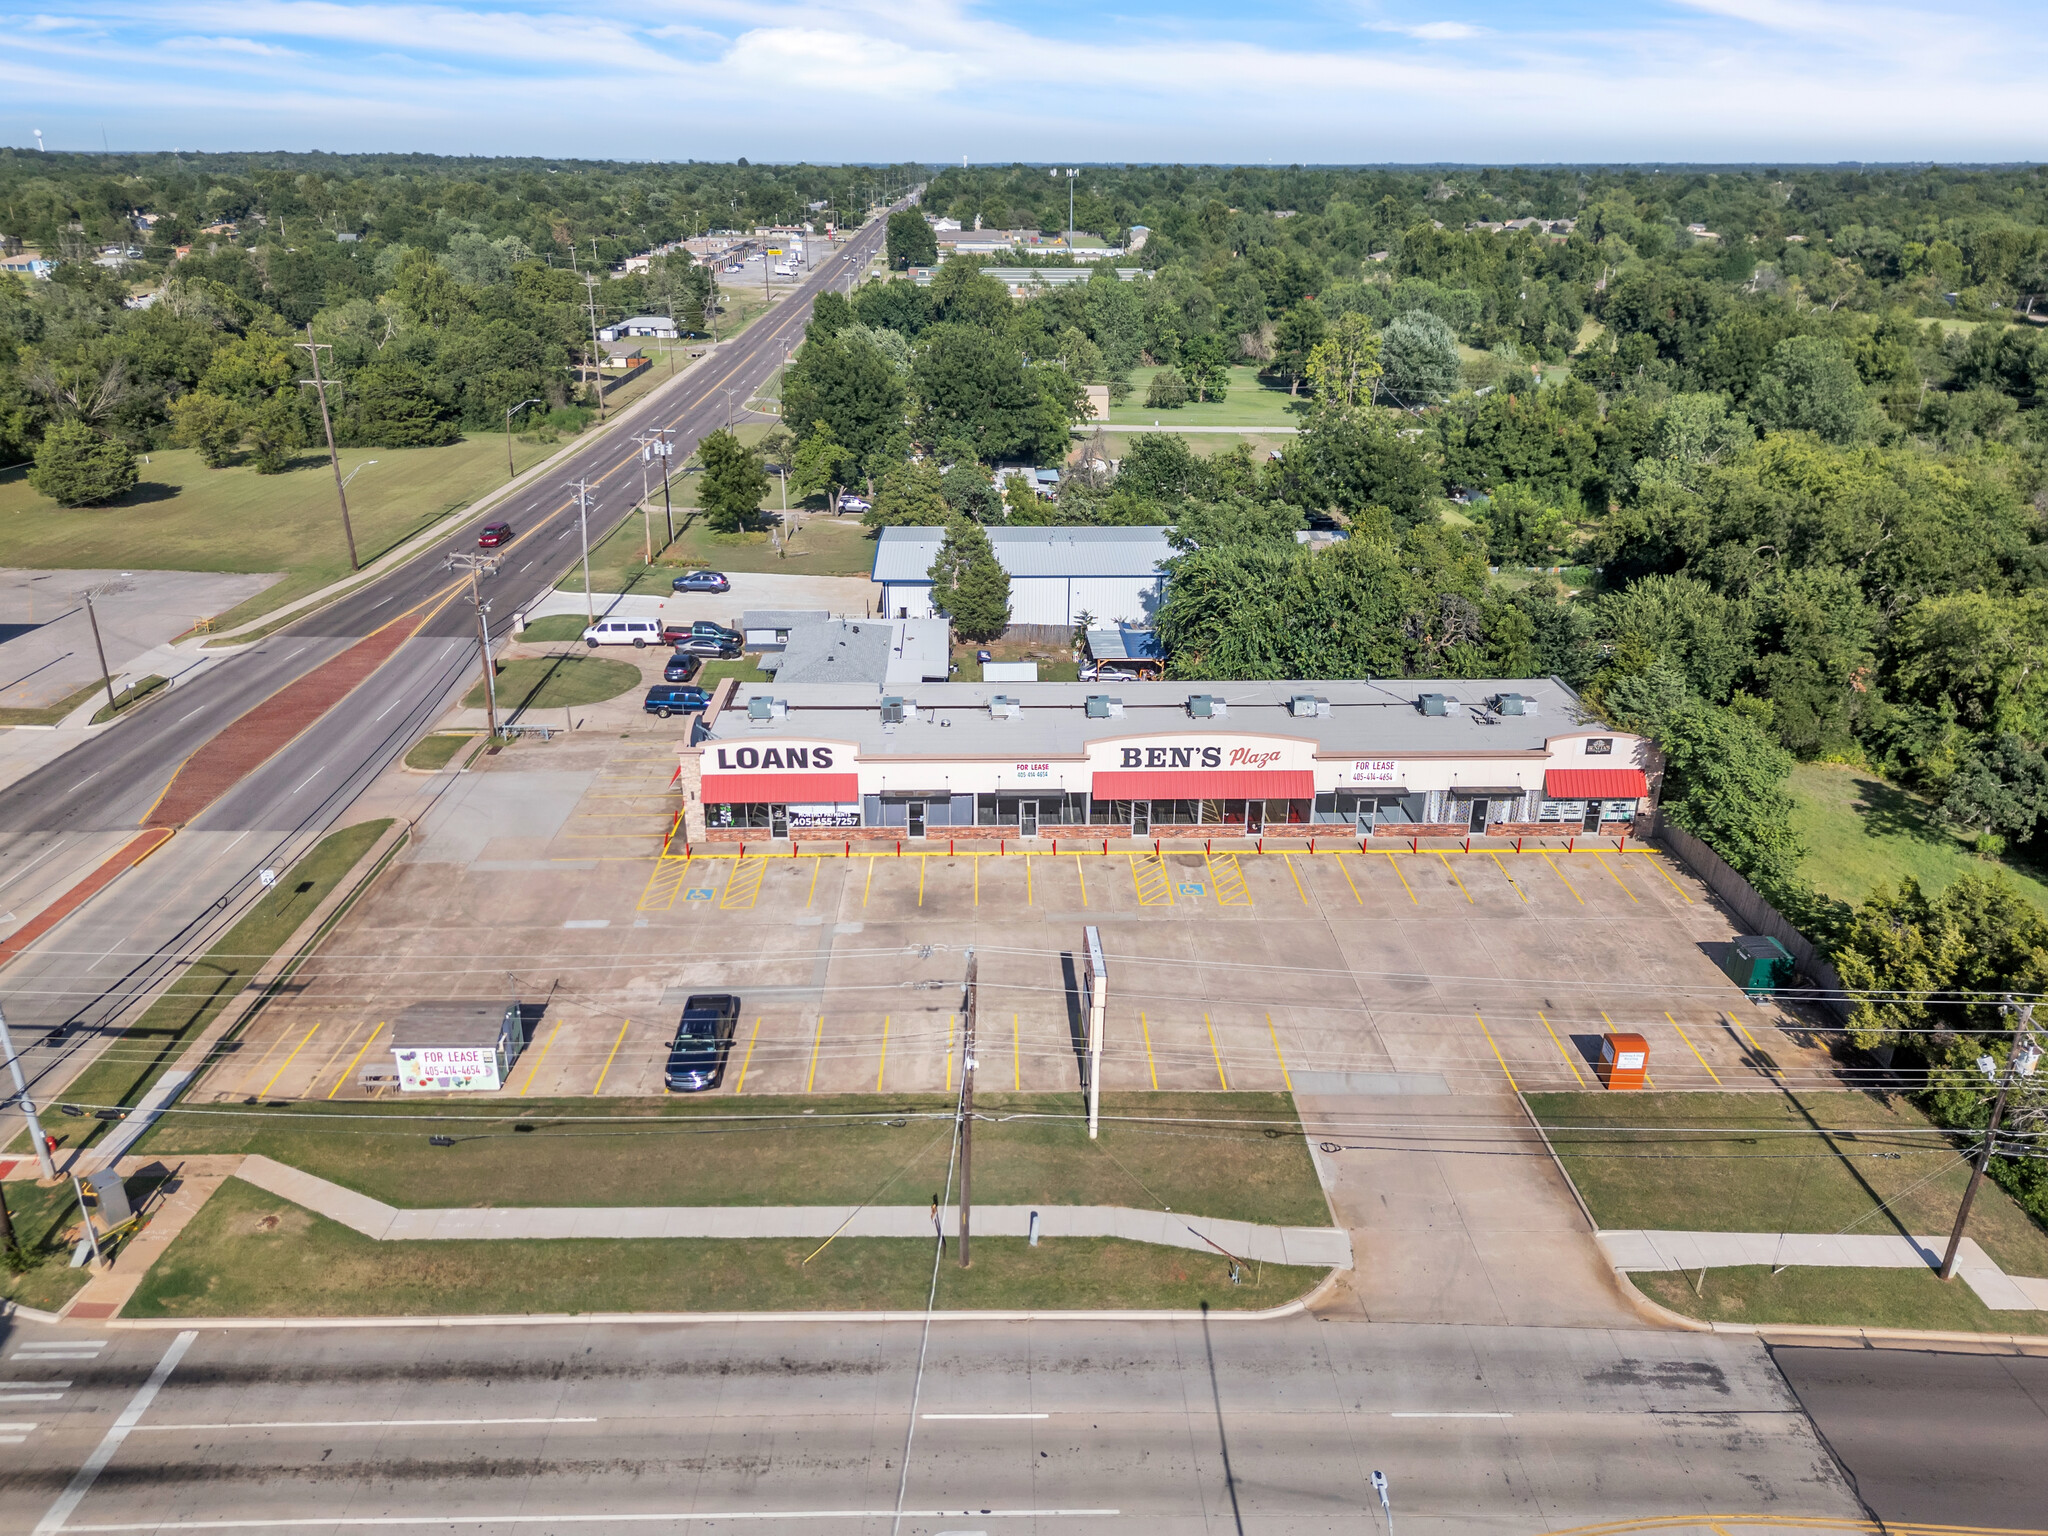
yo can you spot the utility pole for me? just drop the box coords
[1084,926,1107,1139]
[0,1002,57,1180]
[81,590,117,716]
[632,432,672,562]
[444,553,502,737]
[1065,167,1078,238]
[296,340,359,571]
[958,949,977,1269]
[569,480,595,625]
[1939,1001,2042,1280]
[656,427,674,547]
[582,273,607,421]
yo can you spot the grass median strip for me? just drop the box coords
[25,820,394,1156]
[124,1177,1326,1318]
[402,733,480,771]
[462,655,639,713]
[137,1090,1329,1228]
[1635,1264,2047,1334]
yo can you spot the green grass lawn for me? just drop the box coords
[402,733,478,771]
[137,1091,1329,1227]
[692,656,771,691]
[0,435,561,631]
[124,1176,1325,1318]
[1527,1089,2048,1278]
[90,674,166,724]
[1633,1263,2047,1333]
[1087,430,1294,463]
[1,1177,95,1313]
[951,637,1080,683]
[15,821,394,1155]
[1108,366,1310,429]
[462,655,639,713]
[561,501,875,593]
[0,679,102,727]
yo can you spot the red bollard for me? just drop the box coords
[1515,836,1523,853]
[1410,837,1418,853]
[896,840,901,857]
[1205,838,1211,854]
[1102,839,1108,855]
[1568,836,1575,853]
[950,838,955,855]
[1618,832,1629,853]
[1310,837,1316,854]
[1052,839,1058,854]
[1257,837,1263,854]
[1464,835,1471,853]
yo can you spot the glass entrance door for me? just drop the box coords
[907,800,926,839]
[1131,800,1150,836]
[1019,800,1038,838]
[1582,802,1601,833]
[1247,800,1264,834]
[1468,798,1489,833]
[770,804,788,839]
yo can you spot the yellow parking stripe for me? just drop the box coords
[592,1019,630,1095]
[1473,1010,1518,1091]
[1204,1011,1230,1089]
[805,1014,825,1093]
[1537,1010,1585,1085]
[862,859,875,906]
[1593,852,1639,903]
[1541,851,1584,904]
[636,855,694,912]
[258,1023,321,1099]
[734,1016,761,1092]
[1329,850,1361,903]
[1437,851,1474,903]
[1025,854,1033,906]
[1129,852,1174,905]
[1667,1010,1722,1085]
[1488,851,1528,902]
[1383,851,1417,904]
[1140,1010,1159,1090]
[806,858,820,907]
[1206,851,1253,906]
[1265,1011,1293,1092]
[1635,850,1694,902]
[917,854,926,906]
[876,1015,888,1091]
[1075,853,1088,907]
[329,1022,383,1100]
[1280,852,1310,904]
[517,1016,565,1095]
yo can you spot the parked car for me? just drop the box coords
[1080,663,1139,681]
[662,652,703,683]
[673,634,742,658]
[838,496,871,513]
[671,570,731,593]
[663,619,740,647]
[477,520,513,548]
[582,617,662,648]
[724,263,745,273]
[665,993,740,1091]
[643,684,712,719]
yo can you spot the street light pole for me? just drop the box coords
[0,1002,57,1179]
[504,397,543,477]
[570,480,595,625]
[81,591,117,716]
[295,340,359,571]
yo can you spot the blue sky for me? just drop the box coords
[8,1,2045,163]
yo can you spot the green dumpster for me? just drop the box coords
[1721,935,1794,999]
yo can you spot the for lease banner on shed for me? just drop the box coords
[392,1046,502,1093]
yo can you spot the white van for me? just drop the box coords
[581,617,662,649]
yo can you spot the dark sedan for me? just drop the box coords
[671,570,731,593]
[665,994,740,1091]
[662,652,703,683]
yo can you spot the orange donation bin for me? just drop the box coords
[1596,1032,1648,1090]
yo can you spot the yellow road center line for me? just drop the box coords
[1075,853,1088,907]
[1593,852,1638,903]
[733,1016,761,1093]
[805,1014,825,1093]
[1537,1011,1585,1086]
[517,1016,566,1095]
[1141,1011,1159,1090]
[1330,850,1361,903]
[591,1019,631,1096]
[1488,851,1528,902]
[1013,1011,1021,1091]
[1636,850,1694,902]
[1541,851,1584,904]
[1265,1011,1293,1092]
[1384,851,1417,904]
[329,1022,383,1100]
[1474,1010,1518,1091]
[806,858,820,907]
[876,1015,888,1092]
[1282,851,1310,904]
[1668,1010,1721,1085]
[1204,1011,1230,1089]
[258,1023,321,1100]
[1437,851,1473,903]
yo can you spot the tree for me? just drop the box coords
[928,518,1011,640]
[696,427,768,532]
[168,390,246,468]
[1273,300,1328,395]
[790,421,856,509]
[1144,367,1190,409]
[1294,406,1441,525]
[27,420,137,506]
[1474,481,1573,563]
[245,394,309,473]
[911,324,1042,463]
[1939,734,2048,849]
[864,459,951,528]
[1181,334,1230,403]
[782,329,908,487]
[350,360,458,446]
[1378,311,1461,406]
[886,211,939,271]
[1748,335,1874,443]
[1305,313,1383,411]
[1653,701,1805,892]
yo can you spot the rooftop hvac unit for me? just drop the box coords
[989,695,1020,719]
[1289,694,1326,718]
[880,696,907,724]
[1084,695,1124,719]
[746,696,786,721]
[1187,695,1227,718]
[1493,693,1536,716]
[1418,693,1448,716]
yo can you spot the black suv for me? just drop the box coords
[643,684,712,718]
[665,994,740,1091]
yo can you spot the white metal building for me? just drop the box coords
[871,525,1171,628]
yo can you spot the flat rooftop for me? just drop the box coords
[706,678,1601,760]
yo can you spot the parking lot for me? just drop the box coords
[201,738,1838,1106]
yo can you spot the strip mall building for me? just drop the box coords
[675,678,1655,844]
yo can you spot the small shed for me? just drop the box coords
[387,1000,526,1093]
[1083,625,1165,677]
[740,609,830,653]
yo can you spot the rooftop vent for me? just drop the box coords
[1289,694,1327,718]
[1492,692,1535,716]
[745,696,786,721]
[989,695,1020,719]
[1084,694,1124,719]
[1188,694,1226,719]
[879,696,908,725]
[1418,693,1448,717]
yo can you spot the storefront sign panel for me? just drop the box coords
[393,1047,502,1093]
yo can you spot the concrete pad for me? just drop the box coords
[1959,1267,2040,1310]
[2010,1274,2048,1308]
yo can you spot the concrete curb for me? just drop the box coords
[105,1300,1314,1331]
[1,1298,67,1325]
[1609,1271,2048,1349]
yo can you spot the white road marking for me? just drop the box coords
[291,766,324,795]
[921,1413,1050,1420]
[519,561,533,572]
[177,706,207,723]
[59,1512,1116,1531]
[373,696,405,721]
[134,1416,600,1432]
[0,1435,24,1445]
[1389,1411,1513,1418]
[0,1421,39,1430]
[283,646,306,661]
[0,1379,73,1387]
[0,1393,66,1401]
[68,771,100,794]
[32,1329,195,1536]
[563,919,609,929]
[0,837,69,896]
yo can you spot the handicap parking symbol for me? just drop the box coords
[685,888,715,901]
[1177,882,1205,896]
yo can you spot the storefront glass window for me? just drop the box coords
[1089,798,1133,826]
[1266,798,1310,824]
[706,802,775,829]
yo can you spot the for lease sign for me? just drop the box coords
[1348,760,1401,784]
[392,1046,502,1093]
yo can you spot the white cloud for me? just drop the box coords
[162,34,303,57]
[1368,20,1483,40]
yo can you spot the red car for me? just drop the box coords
[478,521,513,548]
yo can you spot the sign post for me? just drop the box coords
[1084,926,1107,1140]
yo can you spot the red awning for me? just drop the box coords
[1091,769,1315,799]
[702,773,859,804]
[1545,768,1647,799]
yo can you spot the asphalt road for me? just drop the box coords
[0,209,896,1106]
[0,1315,1877,1536]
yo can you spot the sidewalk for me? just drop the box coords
[234,1154,1353,1269]
[1600,1229,2048,1312]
